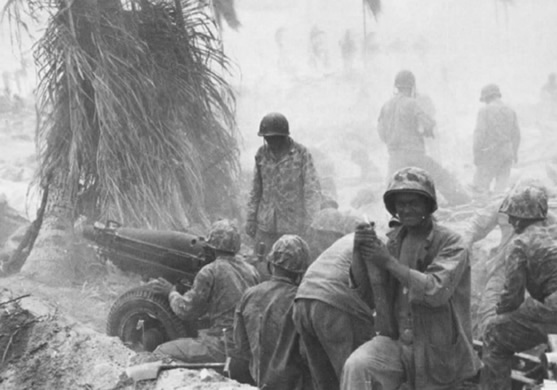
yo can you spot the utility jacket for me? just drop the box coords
[169,255,259,350]
[247,139,321,235]
[234,276,311,390]
[377,94,436,154]
[353,221,480,389]
[497,222,557,314]
[473,99,520,166]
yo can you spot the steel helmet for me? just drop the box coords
[383,167,437,216]
[499,185,548,220]
[480,84,502,102]
[206,219,241,254]
[269,234,310,274]
[258,112,290,137]
[310,208,363,236]
[394,70,416,89]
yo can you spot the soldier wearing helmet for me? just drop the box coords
[473,83,521,194]
[233,235,312,389]
[480,185,557,389]
[292,210,375,390]
[246,112,322,279]
[151,219,259,364]
[377,70,470,206]
[342,167,479,389]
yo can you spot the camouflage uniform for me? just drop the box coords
[247,138,321,270]
[155,220,260,363]
[480,188,557,390]
[377,93,469,205]
[234,235,313,390]
[294,233,375,390]
[473,86,521,193]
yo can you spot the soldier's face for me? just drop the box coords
[394,193,429,227]
[264,136,288,152]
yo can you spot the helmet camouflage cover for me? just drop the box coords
[310,208,363,236]
[499,185,548,220]
[269,234,310,274]
[383,167,437,216]
[207,219,241,254]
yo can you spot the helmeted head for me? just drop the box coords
[383,167,437,217]
[258,112,289,137]
[206,219,241,255]
[499,185,548,220]
[394,70,416,90]
[269,234,310,274]
[480,84,502,102]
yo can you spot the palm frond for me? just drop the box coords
[363,0,381,19]
[6,0,240,230]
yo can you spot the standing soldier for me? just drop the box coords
[473,84,521,194]
[377,70,470,205]
[480,186,557,389]
[246,112,322,278]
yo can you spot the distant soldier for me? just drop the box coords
[233,235,312,390]
[151,219,259,363]
[541,72,557,104]
[473,84,521,194]
[377,70,470,205]
[480,186,557,389]
[246,112,321,278]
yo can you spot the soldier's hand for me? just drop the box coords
[354,222,376,258]
[368,238,391,268]
[245,221,257,238]
[149,277,174,297]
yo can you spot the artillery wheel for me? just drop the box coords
[106,286,196,352]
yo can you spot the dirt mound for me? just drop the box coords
[0,288,256,390]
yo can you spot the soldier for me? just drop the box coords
[473,84,521,194]
[480,186,557,390]
[150,219,259,363]
[342,167,479,389]
[246,112,321,278]
[233,235,312,390]
[377,70,470,205]
[293,209,374,390]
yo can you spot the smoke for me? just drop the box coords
[224,0,557,207]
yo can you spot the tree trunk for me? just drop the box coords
[21,170,76,286]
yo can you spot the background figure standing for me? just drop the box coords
[246,112,322,279]
[377,70,470,206]
[234,235,312,390]
[473,84,521,194]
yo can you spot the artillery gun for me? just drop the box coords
[82,221,212,352]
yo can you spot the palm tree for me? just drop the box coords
[2,0,240,285]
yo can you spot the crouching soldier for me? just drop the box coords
[150,219,260,363]
[233,235,313,390]
[480,186,557,389]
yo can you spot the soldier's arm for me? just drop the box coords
[461,201,500,246]
[232,295,252,362]
[302,150,322,230]
[496,242,527,314]
[511,111,521,162]
[387,233,469,307]
[246,155,263,225]
[473,109,488,163]
[169,266,212,321]
[377,106,388,143]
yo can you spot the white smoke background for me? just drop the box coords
[224,0,557,214]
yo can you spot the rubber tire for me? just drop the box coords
[106,286,196,352]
